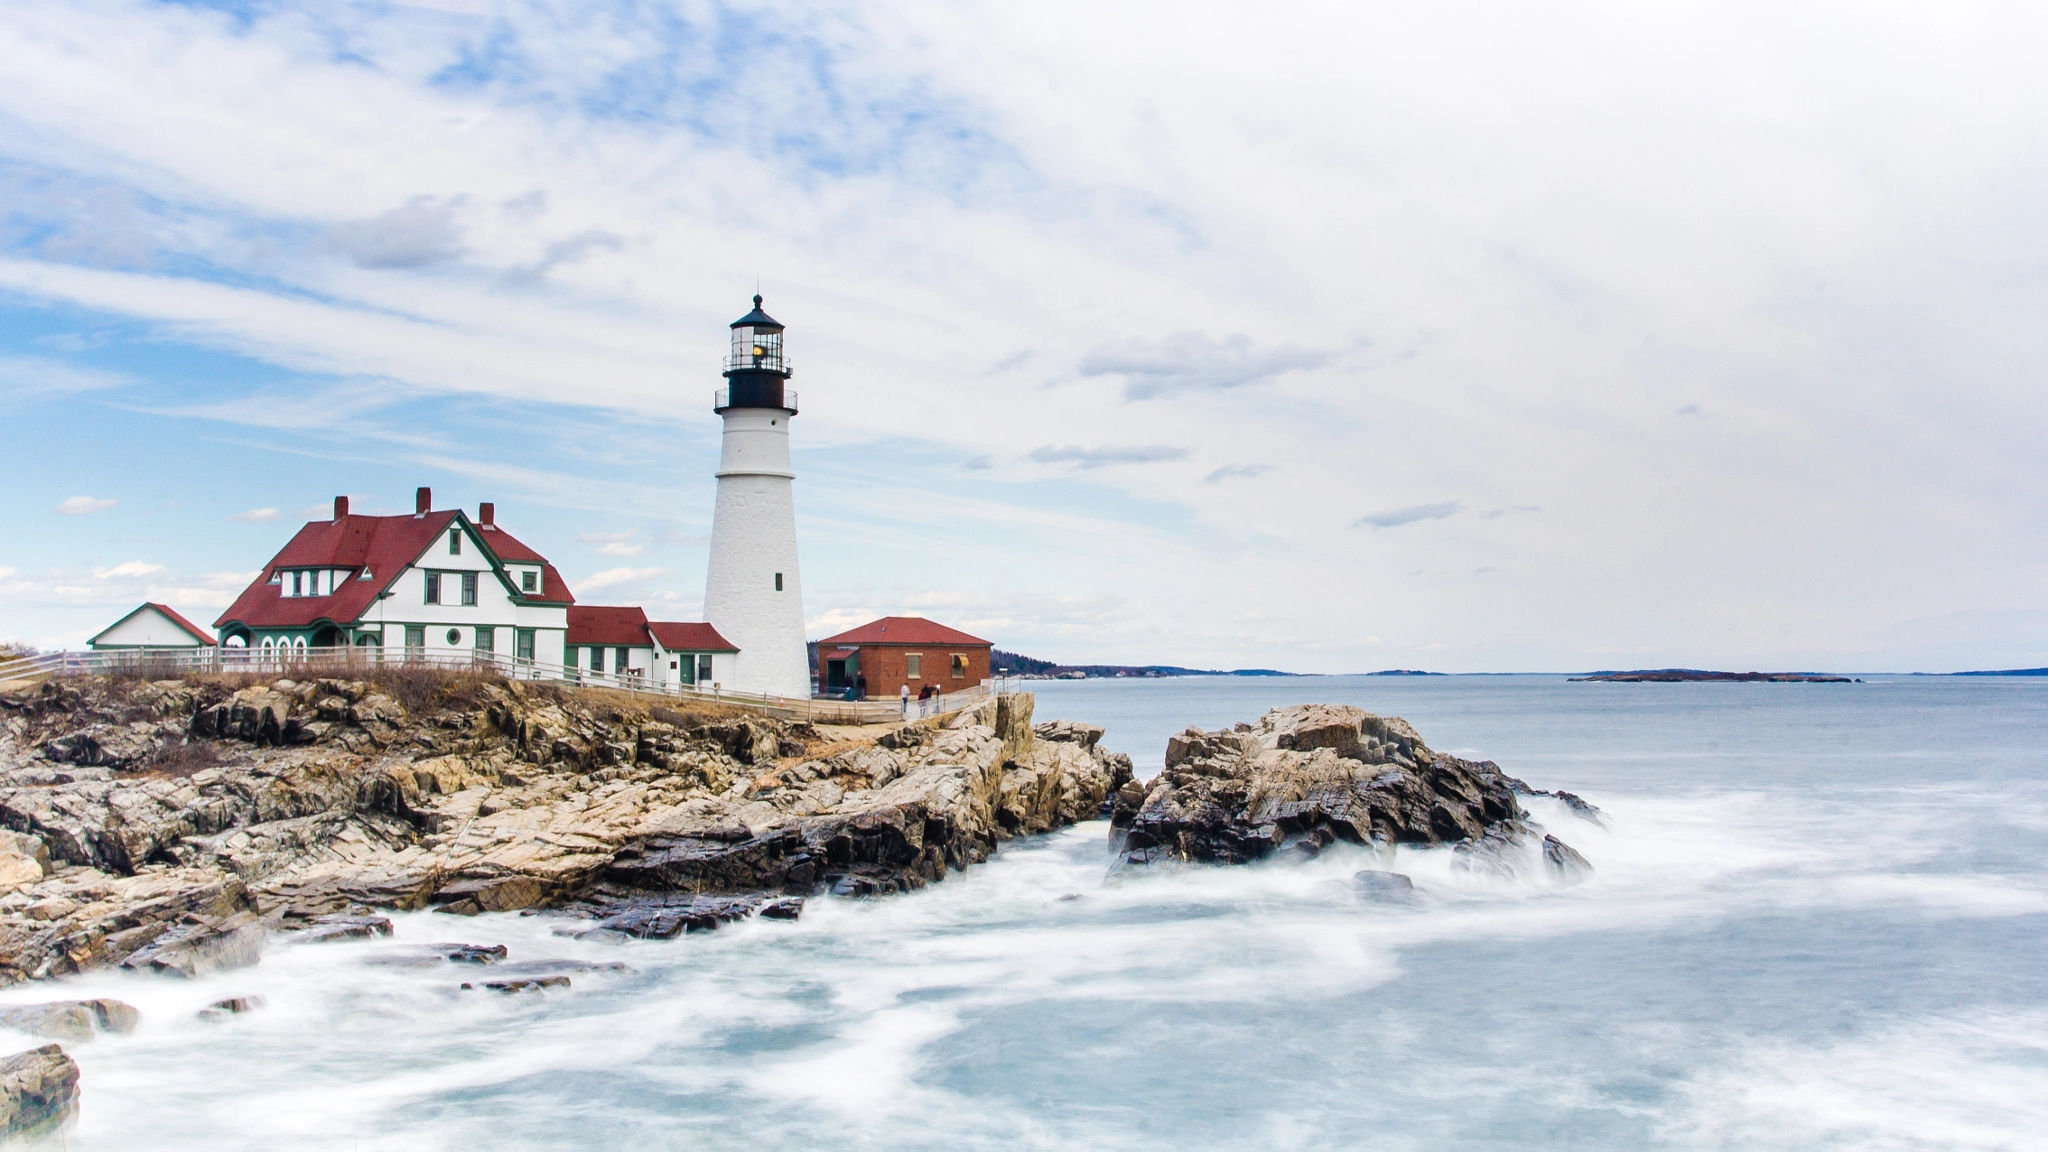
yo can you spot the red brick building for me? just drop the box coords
[815,617,992,700]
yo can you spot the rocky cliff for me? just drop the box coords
[0,674,1131,984]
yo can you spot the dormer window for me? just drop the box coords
[448,528,462,555]
[522,571,537,593]
[291,571,304,597]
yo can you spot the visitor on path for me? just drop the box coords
[856,674,868,701]
[900,683,911,717]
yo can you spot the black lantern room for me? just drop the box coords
[717,294,797,413]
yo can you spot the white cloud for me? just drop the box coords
[1077,333,1329,400]
[326,196,466,269]
[56,496,116,515]
[94,561,164,579]
[1354,502,1463,529]
[228,507,280,522]
[1026,445,1189,469]
[595,542,646,557]
[0,354,131,400]
[578,566,669,590]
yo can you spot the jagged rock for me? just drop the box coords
[119,910,264,978]
[364,942,506,969]
[1542,834,1593,884]
[1117,705,1523,872]
[0,1044,78,1141]
[1351,870,1420,904]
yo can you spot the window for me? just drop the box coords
[697,654,713,684]
[290,571,303,597]
[446,628,462,646]
[951,653,968,679]
[449,528,462,555]
[517,629,535,661]
[424,572,442,604]
[591,647,605,672]
[616,647,632,675]
[521,570,537,593]
[461,572,478,606]
[405,625,425,652]
[774,572,783,591]
[906,653,922,679]
[475,627,494,653]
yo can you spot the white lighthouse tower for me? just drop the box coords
[702,295,811,698]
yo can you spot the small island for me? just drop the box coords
[1569,669,1855,683]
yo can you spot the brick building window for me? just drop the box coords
[950,653,968,679]
[906,653,922,679]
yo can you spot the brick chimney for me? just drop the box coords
[333,495,349,520]
[415,487,431,516]
[478,501,495,529]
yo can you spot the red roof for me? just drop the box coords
[815,616,991,647]
[90,602,218,646]
[568,605,651,647]
[216,508,571,632]
[149,603,218,645]
[648,621,737,652]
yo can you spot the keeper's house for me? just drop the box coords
[213,488,574,664]
[566,605,737,688]
[88,603,217,651]
[814,617,992,699]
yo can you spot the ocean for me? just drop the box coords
[10,674,2046,1149]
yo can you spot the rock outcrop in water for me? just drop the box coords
[1111,704,1577,874]
[0,674,1131,982]
[0,1044,78,1141]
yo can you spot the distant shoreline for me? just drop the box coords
[1569,670,1855,683]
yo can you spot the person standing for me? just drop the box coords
[856,673,868,701]
[900,682,911,717]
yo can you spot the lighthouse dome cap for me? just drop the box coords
[730,294,783,330]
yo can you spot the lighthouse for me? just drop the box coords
[702,295,812,698]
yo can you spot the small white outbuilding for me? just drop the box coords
[87,603,218,650]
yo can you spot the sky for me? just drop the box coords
[1,0,2044,673]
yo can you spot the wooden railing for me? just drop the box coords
[0,647,1011,727]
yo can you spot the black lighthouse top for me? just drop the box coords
[717,294,796,413]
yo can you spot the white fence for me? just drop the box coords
[0,646,1013,727]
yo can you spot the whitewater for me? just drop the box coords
[6,674,2044,1149]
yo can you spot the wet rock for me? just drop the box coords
[2,999,144,1039]
[280,913,393,945]
[197,995,265,1021]
[488,960,631,978]
[1451,829,1521,881]
[119,910,264,978]
[1116,705,1525,872]
[1542,834,1593,884]
[0,1003,95,1042]
[1351,870,1420,904]
[566,893,775,939]
[464,976,569,993]
[0,1044,78,1141]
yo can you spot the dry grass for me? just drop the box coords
[143,740,223,779]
